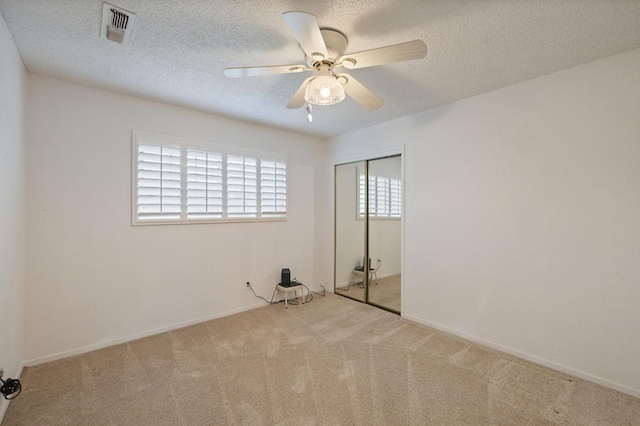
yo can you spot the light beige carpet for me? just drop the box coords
[4,293,640,425]
[336,274,401,312]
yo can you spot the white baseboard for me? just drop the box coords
[0,364,24,423]
[24,285,331,367]
[24,302,266,367]
[403,314,640,398]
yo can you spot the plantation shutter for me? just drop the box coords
[260,159,287,215]
[368,175,377,216]
[134,132,288,224]
[187,150,223,218]
[136,144,181,220]
[227,155,257,217]
[357,173,401,219]
[390,178,402,217]
[358,173,366,217]
[376,176,391,217]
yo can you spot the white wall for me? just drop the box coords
[0,12,26,418]
[312,141,332,291]
[328,48,640,396]
[25,75,324,363]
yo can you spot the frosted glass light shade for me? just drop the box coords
[305,74,345,106]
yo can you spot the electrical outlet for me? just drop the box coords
[246,281,250,288]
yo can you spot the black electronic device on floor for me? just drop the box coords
[281,268,292,287]
[354,258,372,272]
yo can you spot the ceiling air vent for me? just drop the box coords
[100,2,136,44]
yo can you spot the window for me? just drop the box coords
[227,155,257,217]
[260,158,287,215]
[358,171,402,219]
[133,132,287,225]
[187,150,223,219]
[136,144,181,220]
[389,178,402,217]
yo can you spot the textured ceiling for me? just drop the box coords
[2,0,640,138]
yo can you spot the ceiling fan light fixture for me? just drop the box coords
[305,66,345,106]
[224,12,427,112]
[341,58,357,69]
[311,52,325,62]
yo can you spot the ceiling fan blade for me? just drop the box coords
[340,74,384,111]
[282,12,329,60]
[224,64,311,78]
[338,39,427,70]
[286,77,313,109]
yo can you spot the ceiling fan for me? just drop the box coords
[224,12,428,114]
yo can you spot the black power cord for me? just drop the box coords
[311,284,326,298]
[247,282,285,305]
[247,282,278,305]
[0,376,21,400]
[291,279,326,304]
[247,280,326,306]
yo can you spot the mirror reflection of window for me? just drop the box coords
[357,168,402,219]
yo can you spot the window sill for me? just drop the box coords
[132,216,288,226]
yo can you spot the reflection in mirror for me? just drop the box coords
[367,156,401,312]
[334,161,365,302]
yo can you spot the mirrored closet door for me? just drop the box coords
[334,161,366,302]
[334,156,402,313]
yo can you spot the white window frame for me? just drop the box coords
[132,131,288,225]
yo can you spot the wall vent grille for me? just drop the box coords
[100,3,136,44]
[110,9,129,30]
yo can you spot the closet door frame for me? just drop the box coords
[332,145,404,314]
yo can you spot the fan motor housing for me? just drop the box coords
[305,28,348,65]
